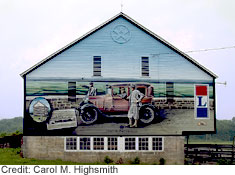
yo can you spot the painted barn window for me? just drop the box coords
[93,137,104,150]
[79,137,91,150]
[138,137,149,150]
[141,57,149,77]
[125,137,136,150]
[152,137,163,151]
[68,82,76,102]
[65,137,77,150]
[93,56,101,76]
[108,137,118,150]
[166,82,174,103]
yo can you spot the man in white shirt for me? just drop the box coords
[87,82,97,96]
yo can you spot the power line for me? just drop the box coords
[185,45,235,53]
[151,45,235,57]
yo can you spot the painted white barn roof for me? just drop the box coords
[20,12,217,78]
[33,101,47,108]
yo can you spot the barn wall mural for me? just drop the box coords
[23,14,216,136]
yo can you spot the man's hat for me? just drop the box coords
[130,84,136,88]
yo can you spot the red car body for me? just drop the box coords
[87,83,154,113]
[79,83,157,124]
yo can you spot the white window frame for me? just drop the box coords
[93,137,105,151]
[64,137,78,152]
[138,137,150,151]
[64,136,164,152]
[107,137,119,151]
[152,136,164,152]
[124,137,137,152]
[79,137,92,151]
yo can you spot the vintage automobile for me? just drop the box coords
[79,83,158,125]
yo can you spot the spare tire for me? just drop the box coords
[80,106,98,124]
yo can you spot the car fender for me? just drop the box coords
[140,103,157,116]
[80,103,101,114]
[140,103,156,110]
[80,103,95,110]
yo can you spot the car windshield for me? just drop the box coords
[136,87,146,95]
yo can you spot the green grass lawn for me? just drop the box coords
[186,141,233,145]
[0,148,105,165]
[0,148,154,165]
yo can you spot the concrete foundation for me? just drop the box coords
[22,136,185,165]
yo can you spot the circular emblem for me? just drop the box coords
[29,97,51,123]
[111,25,131,44]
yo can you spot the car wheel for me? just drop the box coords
[80,106,98,124]
[139,106,155,124]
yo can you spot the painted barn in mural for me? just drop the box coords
[21,13,217,136]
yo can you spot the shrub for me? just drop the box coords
[216,158,230,165]
[104,156,113,164]
[131,157,140,164]
[159,158,166,165]
[116,158,123,164]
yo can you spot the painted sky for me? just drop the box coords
[0,0,234,119]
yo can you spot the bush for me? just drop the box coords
[104,156,113,164]
[116,158,123,164]
[159,158,166,165]
[131,157,140,164]
[216,158,230,165]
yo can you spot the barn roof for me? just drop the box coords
[20,12,217,78]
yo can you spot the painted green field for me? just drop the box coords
[26,81,213,98]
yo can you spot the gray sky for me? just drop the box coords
[0,0,234,119]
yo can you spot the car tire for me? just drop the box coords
[139,105,155,124]
[80,106,98,124]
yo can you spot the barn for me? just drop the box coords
[21,12,217,164]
